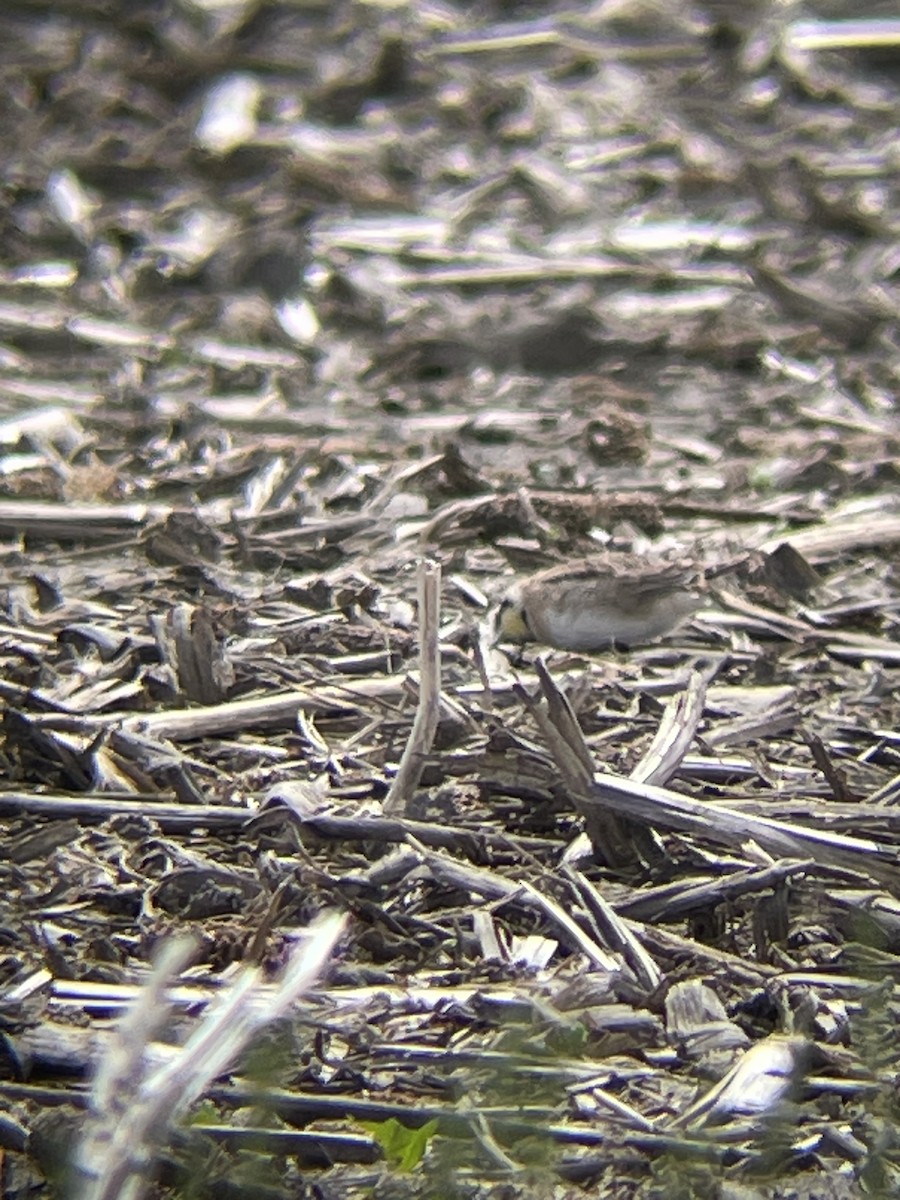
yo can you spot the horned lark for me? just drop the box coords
[496,553,707,652]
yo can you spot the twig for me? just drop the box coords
[561,867,661,991]
[0,499,169,538]
[583,772,899,884]
[416,841,620,972]
[522,658,633,866]
[72,913,346,1200]
[74,938,197,1200]
[631,664,719,787]
[553,662,727,864]
[382,560,441,816]
[30,675,409,740]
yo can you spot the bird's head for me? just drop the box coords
[494,586,533,644]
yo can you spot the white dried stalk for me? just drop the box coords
[383,559,441,816]
[74,911,346,1200]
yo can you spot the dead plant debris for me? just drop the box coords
[1,1,899,1197]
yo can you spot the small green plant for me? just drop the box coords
[362,1117,440,1172]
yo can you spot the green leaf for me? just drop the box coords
[361,1117,439,1172]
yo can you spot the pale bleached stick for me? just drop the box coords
[74,938,197,1200]
[383,559,441,816]
[74,912,346,1200]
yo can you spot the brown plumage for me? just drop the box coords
[496,554,704,651]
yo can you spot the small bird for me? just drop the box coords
[495,554,707,652]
